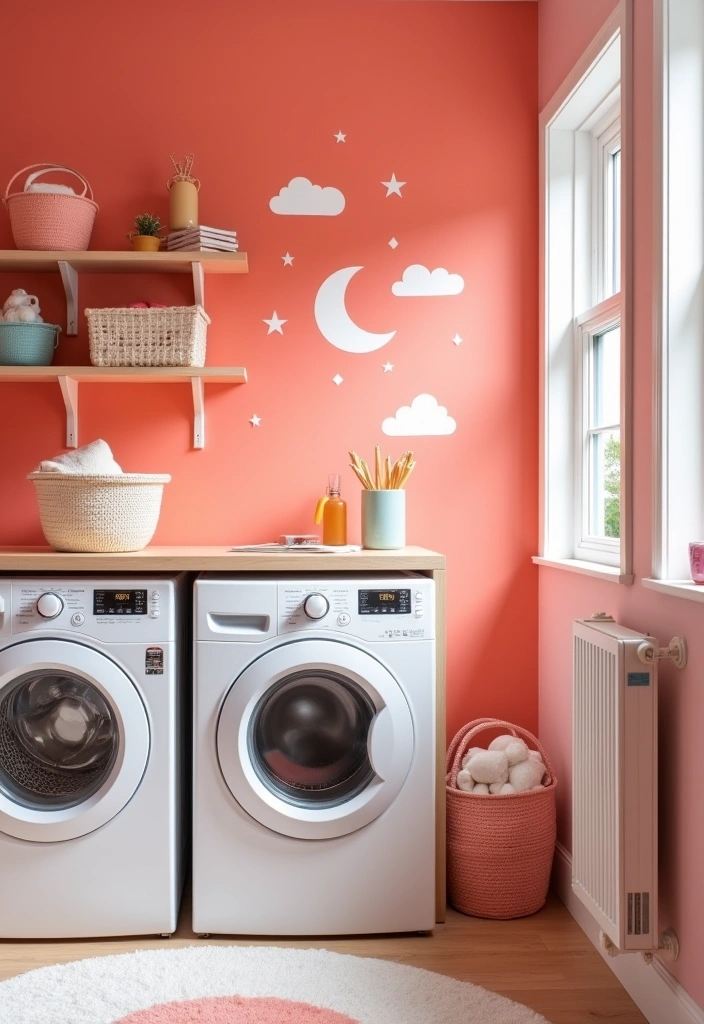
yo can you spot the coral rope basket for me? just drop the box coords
[446,718,557,919]
[3,163,98,251]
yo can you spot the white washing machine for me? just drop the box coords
[0,574,188,938]
[193,572,436,936]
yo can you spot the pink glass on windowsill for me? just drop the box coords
[688,542,704,584]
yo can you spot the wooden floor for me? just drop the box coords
[0,891,646,1024]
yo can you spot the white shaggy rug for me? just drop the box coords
[0,945,552,1024]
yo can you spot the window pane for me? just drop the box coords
[592,324,620,428]
[589,429,620,538]
[612,148,621,295]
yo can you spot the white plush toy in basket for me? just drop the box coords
[28,440,170,553]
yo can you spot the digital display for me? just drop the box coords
[358,589,411,615]
[94,589,147,615]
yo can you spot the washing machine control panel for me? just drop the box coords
[7,580,174,641]
[278,577,434,640]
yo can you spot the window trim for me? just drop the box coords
[652,0,704,583]
[538,0,633,581]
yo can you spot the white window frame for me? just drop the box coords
[594,114,622,300]
[645,0,704,602]
[535,0,633,584]
[574,294,622,566]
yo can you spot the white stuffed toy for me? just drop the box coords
[509,758,546,792]
[456,730,549,796]
[465,749,509,785]
[461,746,484,769]
[2,289,43,323]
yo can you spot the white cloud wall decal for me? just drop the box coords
[391,264,464,296]
[382,394,457,436]
[269,176,345,216]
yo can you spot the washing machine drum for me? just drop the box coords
[0,671,118,807]
[0,639,150,843]
[252,671,376,805]
[217,639,415,841]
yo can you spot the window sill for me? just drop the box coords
[532,556,634,584]
[642,578,704,603]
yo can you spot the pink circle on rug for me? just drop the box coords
[115,995,359,1023]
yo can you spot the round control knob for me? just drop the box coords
[36,593,64,619]
[303,593,329,619]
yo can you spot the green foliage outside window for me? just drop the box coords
[604,434,620,538]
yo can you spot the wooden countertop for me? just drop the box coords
[0,545,445,572]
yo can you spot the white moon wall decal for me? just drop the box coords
[314,266,396,353]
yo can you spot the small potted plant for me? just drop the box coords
[128,213,163,252]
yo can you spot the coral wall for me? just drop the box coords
[539,0,704,1006]
[0,0,538,741]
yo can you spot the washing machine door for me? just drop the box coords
[0,639,150,843]
[217,638,414,840]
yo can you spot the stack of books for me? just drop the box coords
[166,226,238,252]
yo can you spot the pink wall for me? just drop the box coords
[0,1,538,742]
[539,0,704,1005]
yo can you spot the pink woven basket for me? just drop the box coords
[446,718,557,919]
[3,164,98,250]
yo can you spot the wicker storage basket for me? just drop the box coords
[446,718,557,919]
[0,322,60,365]
[86,305,209,367]
[27,473,170,553]
[3,164,98,250]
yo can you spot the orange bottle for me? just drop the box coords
[314,474,347,546]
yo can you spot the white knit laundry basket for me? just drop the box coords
[28,473,170,552]
[86,305,209,367]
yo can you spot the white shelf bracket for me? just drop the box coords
[192,261,205,308]
[58,376,79,448]
[191,376,205,449]
[57,261,78,336]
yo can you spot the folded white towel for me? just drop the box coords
[36,439,123,475]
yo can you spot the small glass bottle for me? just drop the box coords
[315,474,347,546]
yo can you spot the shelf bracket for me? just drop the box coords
[192,261,205,308]
[57,261,78,336]
[191,376,205,449]
[58,376,79,448]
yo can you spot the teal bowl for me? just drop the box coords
[0,322,61,366]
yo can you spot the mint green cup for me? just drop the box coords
[361,490,406,549]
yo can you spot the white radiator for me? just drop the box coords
[572,615,658,953]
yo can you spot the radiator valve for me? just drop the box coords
[599,928,680,964]
[636,636,687,669]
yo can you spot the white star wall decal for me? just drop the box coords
[388,237,398,249]
[263,312,287,335]
[281,253,294,266]
[381,173,405,197]
[383,362,394,372]
[452,333,463,346]
[334,131,346,143]
[249,414,261,427]
[332,374,344,386]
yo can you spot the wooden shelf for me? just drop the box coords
[0,250,248,335]
[0,250,248,274]
[0,366,246,384]
[0,545,444,572]
[0,366,247,449]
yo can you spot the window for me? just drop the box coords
[537,1,632,582]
